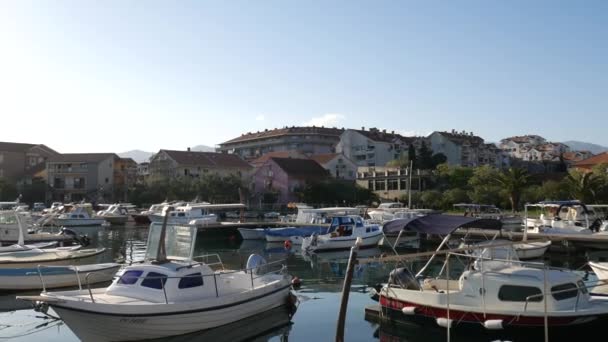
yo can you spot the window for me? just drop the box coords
[375,180,386,190]
[118,270,143,285]
[141,272,168,289]
[368,180,374,190]
[387,179,398,190]
[179,273,204,289]
[551,283,579,301]
[400,179,407,190]
[498,285,542,302]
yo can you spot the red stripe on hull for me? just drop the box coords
[379,295,599,327]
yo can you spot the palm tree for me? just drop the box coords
[565,170,601,203]
[493,168,530,212]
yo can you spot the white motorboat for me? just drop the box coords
[238,227,268,240]
[375,215,608,331]
[19,215,295,341]
[524,201,604,235]
[0,212,106,268]
[513,240,552,259]
[0,263,121,291]
[54,204,106,227]
[97,204,130,225]
[301,216,383,252]
[149,203,246,225]
[265,226,328,243]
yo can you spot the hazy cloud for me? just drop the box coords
[303,113,345,127]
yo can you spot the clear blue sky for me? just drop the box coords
[1,1,606,153]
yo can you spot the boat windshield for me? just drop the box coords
[145,224,197,261]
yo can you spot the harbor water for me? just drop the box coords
[0,223,602,342]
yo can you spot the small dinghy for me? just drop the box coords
[0,263,121,291]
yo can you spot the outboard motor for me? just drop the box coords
[246,254,267,275]
[388,267,421,290]
[590,218,603,232]
[60,228,91,247]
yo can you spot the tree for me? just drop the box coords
[417,141,433,169]
[408,145,416,167]
[493,168,530,212]
[467,165,502,205]
[419,190,443,209]
[564,170,602,203]
[0,178,18,201]
[442,188,470,209]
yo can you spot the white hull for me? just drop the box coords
[589,262,608,280]
[54,218,106,227]
[238,228,266,240]
[303,230,383,251]
[0,263,120,290]
[49,285,291,341]
[513,241,551,259]
[0,248,106,268]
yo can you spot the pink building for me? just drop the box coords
[251,157,328,205]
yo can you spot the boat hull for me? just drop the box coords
[303,231,383,252]
[379,295,608,329]
[237,228,266,240]
[53,218,106,227]
[0,248,106,268]
[514,241,551,260]
[0,263,120,290]
[101,216,129,225]
[48,284,292,341]
[131,214,151,225]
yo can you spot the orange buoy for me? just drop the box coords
[284,240,292,249]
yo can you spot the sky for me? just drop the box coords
[1,1,606,153]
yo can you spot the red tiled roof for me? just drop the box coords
[574,152,608,167]
[220,126,345,145]
[309,153,339,165]
[162,150,252,169]
[270,157,328,178]
[250,151,308,166]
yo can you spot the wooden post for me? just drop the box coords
[336,237,362,342]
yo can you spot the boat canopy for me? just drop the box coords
[382,215,502,235]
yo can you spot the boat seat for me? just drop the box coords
[421,278,461,292]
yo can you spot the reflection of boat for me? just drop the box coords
[157,304,294,342]
[377,215,608,331]
[0,263,120,291]
[20,219,295,341]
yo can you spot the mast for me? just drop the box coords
[155,206,171,263]
[15,212,25,246]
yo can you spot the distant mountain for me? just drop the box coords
[563,141,608,154]
[118,150,153,163]
[191,145,215,152]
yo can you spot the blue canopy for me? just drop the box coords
[537,200,584,206]
[382,215,502,235]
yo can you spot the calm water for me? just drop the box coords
[0,224,601,341]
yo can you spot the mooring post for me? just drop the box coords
[336,237,362,342]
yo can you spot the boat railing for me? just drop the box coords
[84,258,289,304]
[31,264,99,293]
[189,253,225,270]
[522,278,608,313]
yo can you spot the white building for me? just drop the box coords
[309,153,358,180]
[336,127,420,167]
[428,130,505,168]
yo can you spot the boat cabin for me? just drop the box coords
[326,216,379,237]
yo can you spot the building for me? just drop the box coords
[137,162,150,183]
[251,157,328,205]
[0,141,59,184]
[148,149,252,182]
[47,153,119,202]
[428,130,504,168]
[562,151,594,166]
[249,151,308,167]
[572,152,608,172]
[309,153,358,180]
[114,158,138,201]
[499,135,547,159]
[335,127,420,167]
[356,166,430,201]
[217,126,345,160]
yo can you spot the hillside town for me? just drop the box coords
[1,127,607,210]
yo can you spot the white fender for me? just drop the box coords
[436,317,453,328]
[483,319,504,330]
[401,306,418,315]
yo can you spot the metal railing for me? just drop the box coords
[522,279,608,313]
